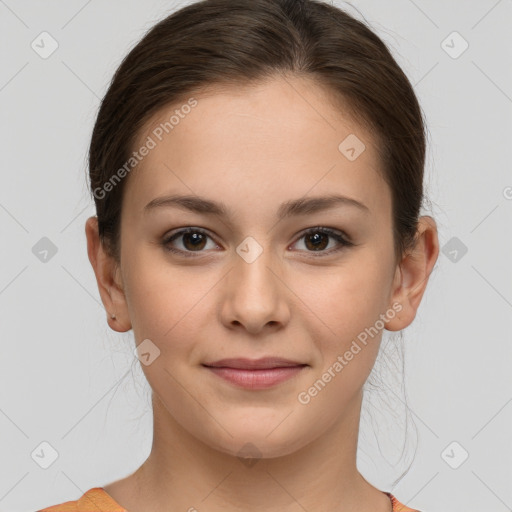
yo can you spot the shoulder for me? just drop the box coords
[37,496,79,512]
[36,487,126,512]
[386,492,421,512]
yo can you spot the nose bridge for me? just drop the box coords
[221,234,288,332]
[233,234,278,298]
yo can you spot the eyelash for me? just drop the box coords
[161,227,354,258]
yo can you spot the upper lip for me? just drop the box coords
[203,357,307,370]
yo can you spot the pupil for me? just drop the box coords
[184,232,206,250]
[307,232,328,251]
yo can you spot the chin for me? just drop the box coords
[205,423,311,461]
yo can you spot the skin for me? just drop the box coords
[86,75,439,512]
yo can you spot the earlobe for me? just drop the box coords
[85,216,132,332]
[385,216,439,332]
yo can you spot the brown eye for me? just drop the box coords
[304,231,329,251]
[292,227,353,256]
[181,231,207,251]
[162,228,218,256]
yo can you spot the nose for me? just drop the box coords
[220,244,291,335]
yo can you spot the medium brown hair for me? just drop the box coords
[88,0,428,267]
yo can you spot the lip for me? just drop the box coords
[202,357,308,390]
[203,357,305,370]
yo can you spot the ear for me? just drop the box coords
[85,216,131,332]
[385,216,439,331]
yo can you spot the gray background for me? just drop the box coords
[1,1,511,511]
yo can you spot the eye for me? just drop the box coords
[161,226,354,258]
[291,227,353,256]
[162,228,219,256]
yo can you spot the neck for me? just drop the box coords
[112,390,392,512]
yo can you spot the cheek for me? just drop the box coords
[290,254,393,394]
[294,257,391,335]
[124,262,183,344]
[290,266,390,414]
[122,249,218,350]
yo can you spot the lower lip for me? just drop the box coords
[204,365,306,389]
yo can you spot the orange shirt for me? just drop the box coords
[37,487,420,511]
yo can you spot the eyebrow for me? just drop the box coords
[143,193,370,219]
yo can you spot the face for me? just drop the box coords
[110,76,401,458]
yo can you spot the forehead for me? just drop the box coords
[124,75,390,219]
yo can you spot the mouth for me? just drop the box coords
[202,357,307,370]
[202,357,308,389]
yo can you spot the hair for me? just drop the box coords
[88,0,428,267]
[88,0,429,487]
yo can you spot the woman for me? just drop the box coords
[38,0,438,510]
